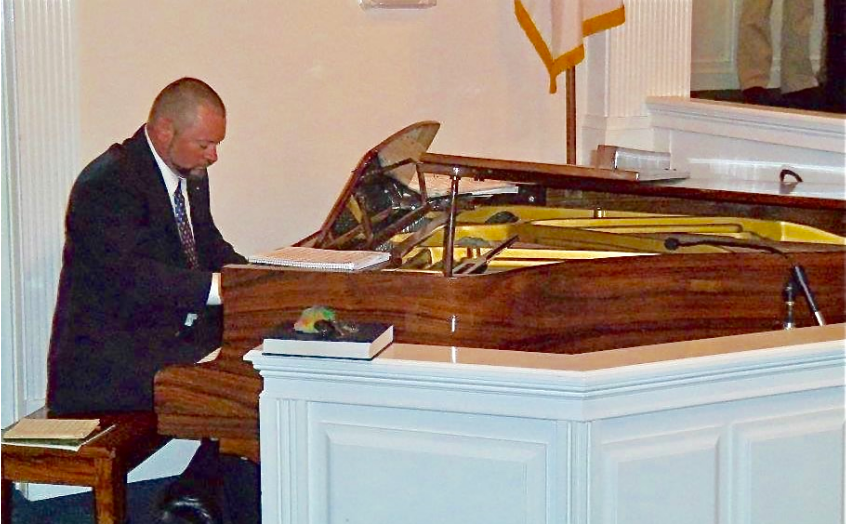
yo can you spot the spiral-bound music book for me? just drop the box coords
[248,246,390,271]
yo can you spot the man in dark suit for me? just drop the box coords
[47,77,244,413]
[46,78,257,523]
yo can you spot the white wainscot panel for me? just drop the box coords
[596,426,722,524]
[731,408,845,524]
[306,403,564,524]
[251,333,845,524]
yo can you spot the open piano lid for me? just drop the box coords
[302,121,844,264]
[306,121,680,252]
[309,120,441,251]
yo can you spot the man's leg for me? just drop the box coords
[822,0,845,111]
[220,455,261,523]
[155,442,260,524]
[155,440,227,524]
[737,0,776,91]
[780,0,818,94]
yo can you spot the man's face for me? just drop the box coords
[165,103,226,180]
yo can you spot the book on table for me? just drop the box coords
[262,322,394,360]
[248,246,390,271]
[1,418,115,452]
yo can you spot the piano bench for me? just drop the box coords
[1,408,170,524]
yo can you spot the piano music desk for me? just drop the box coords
[1,409,169,524]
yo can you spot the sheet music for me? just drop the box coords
[404,173,519,198]
[3,418,100,440]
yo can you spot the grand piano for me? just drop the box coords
[154,121,846,462]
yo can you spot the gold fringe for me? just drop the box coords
[583,5,626,37]
[515,1,626,93]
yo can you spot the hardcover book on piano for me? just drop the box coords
[263,322,393,360]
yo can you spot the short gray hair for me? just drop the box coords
[147,77,225,129]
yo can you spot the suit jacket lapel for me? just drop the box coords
[124,127,186,264]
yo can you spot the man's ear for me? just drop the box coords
[149,117,175,143]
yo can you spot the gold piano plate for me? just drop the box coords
[388,206,846,272]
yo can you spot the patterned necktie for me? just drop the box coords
[173,179,199,269]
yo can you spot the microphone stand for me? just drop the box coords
[664,237,826,327]
[789,265,826,327]
[782,280,796,330]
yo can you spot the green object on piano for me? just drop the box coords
[294,306,337,334]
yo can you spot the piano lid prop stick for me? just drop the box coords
[443,173,461,277]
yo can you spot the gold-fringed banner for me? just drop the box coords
[515,0,625,93]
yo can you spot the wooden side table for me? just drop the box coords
[2,409,169,524]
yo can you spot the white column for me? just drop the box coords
[2,0,80,420]
[580,0,693,160]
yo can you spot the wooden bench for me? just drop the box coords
[1,408,170,524]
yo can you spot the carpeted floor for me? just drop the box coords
[10,477,174,524]
[11,451,260,524]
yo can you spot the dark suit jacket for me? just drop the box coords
[47,126,246,414]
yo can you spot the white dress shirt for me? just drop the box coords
[144,127,221,307]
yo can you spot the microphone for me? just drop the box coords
[664,236,826,326]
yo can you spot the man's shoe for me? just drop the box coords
[821,81,846,113]
[781,87,824,110]
[155,477,225,524]
[741,86,771,106]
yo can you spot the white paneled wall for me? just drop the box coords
[250,337,846,524]
[691,0,826,90]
